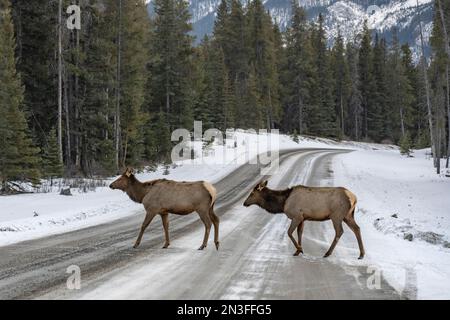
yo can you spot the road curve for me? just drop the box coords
[0,148,400,299]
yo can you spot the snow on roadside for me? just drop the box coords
[333,148,450,299]
[0,130,394,246]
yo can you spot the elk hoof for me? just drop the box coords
[323,253,331,258]
[198,245,206,250]
[358,255,364,260]
[162,244,170,249]
[133,243,140,249]
[293,249,303,256]
[215,242,220,250]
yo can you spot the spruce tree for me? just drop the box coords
[149,0,194,129]
[10,0,57,146]
[246,0,281,129]
[331,31,351,138]
[358,21,375,140]
[0,0,41,190]
[119,0,151,166]
[309,14,336,137]
[42,128,63,182]
[281,2,314,134]
[386,31,414,142]
[346,41,363,140]
[371,34,388,141]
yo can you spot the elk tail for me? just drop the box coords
[203,181,217,208]
[344,189,357,218]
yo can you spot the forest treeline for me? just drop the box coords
[0,0,449,190]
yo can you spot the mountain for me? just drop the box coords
[148,0,434,58]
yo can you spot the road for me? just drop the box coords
[0,148,400,299]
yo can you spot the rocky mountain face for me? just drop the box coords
[148,0,434,58]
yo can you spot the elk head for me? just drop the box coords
[109,168,134,191]
[243,180,268,207]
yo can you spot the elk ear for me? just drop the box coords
[257,180,268,191]
[125,167,134,177]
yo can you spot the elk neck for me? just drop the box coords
[125,175,148,204]
[259,187,293,214]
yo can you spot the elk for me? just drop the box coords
[109,168,219,250]
[243,180,365,259]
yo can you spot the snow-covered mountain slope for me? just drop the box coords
[148,0,434,58]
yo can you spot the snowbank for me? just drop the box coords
[0,130,398,246]
[333,148,450,299]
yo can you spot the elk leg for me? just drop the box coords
[324,220,343,258]
[133,211,157,248]
[209,208,220,250]
[296,221,305,254]
[198,211,212,250]
[161,214,170,249]
[344,217,365,259]
[288,218,303,256]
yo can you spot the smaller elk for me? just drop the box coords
[243,180,364,259]
[110,168,219,250]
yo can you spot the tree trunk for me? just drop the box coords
[400,107,405,137]
[74,9,80,169]
[297,81,302,134]
[114,0,122,172]
[64,66,71,174]
[58,0,63,164]
[340,94,344,137]
[446,65,450,168]
[436,0,450,168]
[417,0,435,166]
[436,0,450,60]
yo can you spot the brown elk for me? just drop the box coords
[243,180,365,259]
[109,168,219,250]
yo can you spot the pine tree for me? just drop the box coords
[331,31,351,138]
[42,128,63,182]
[246,0,281,129]
[399,131,412,156]
[119,0,151,166]
[281,2,314,134]
[198,38,233,130]
[0,0,41,190]
[401,44,422,144]
[149,0,194,129]
[346,41,363,140]
[386,31,414,143]
[10,0,58,146]
[309,14,336,137]
[358,21,375,140]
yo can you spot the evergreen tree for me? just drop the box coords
[358,21,375,140]
[331,31,351,138]
[149,0,193,128]
[198,38,234,130]
[371,34,388,141]
[42,128,63,182]
[11,0,57,146]
[309,14,336,137]
[399,130,412,156]
[119,0,151,166]
[386,31,414,142]
[0,0,41,190]
[346,40,363,140]
[247,0,281,129]
[401,44,422,145]
[281,2,314,134]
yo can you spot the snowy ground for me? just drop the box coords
[0,130,387,246]
[333,149,450,299]
[1,130,449,299]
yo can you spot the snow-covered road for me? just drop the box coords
[0,148,400,299]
